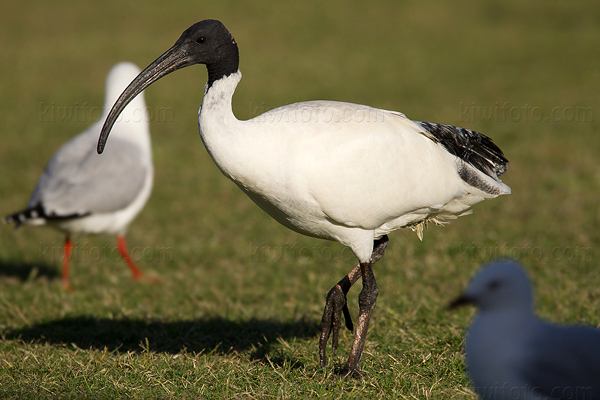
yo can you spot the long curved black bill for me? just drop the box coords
[97,44,191,153]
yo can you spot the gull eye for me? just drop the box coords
[196,36,206,44]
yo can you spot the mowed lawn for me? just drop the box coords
[1,0,599,398]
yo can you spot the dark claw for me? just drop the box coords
[342,303,353,331]
[340,367,368,380]
[318,259,365,369]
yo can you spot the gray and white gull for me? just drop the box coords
[5,62,153,290]
[451,260,600,399]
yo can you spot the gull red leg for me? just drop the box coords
[62,235,74,291]
[117,235,143,280]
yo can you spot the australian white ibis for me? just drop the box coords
[451,260,600,399]
[97,20,510,376]
[5,62,153,290]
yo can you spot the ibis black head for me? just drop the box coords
[97,19,239,153]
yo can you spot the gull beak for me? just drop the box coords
[448,295,473,310]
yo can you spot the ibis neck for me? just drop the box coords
[199,70,242,154]
[199,70,250,184]
[202,70,241,114]
[206,42,240,89]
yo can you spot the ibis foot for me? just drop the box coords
[319,264,361,367]
[340,367,369,380]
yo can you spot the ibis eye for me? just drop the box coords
[487,280,501,291]
[196,36,206,44]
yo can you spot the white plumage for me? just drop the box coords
[199,73,509,263]
[98,20,510,375]
[5,62,153,289]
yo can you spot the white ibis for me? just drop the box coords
[451,260,600,399]
[5,62,153,290]
[97,20,510,376]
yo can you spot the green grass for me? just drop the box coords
[1,0,599,398]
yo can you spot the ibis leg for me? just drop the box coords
[343,235,388,377]
[319,263,361,367]
[342,262,377,377]
[319,235,389,373]
[117,236,144,280]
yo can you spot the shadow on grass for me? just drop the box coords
[4,316,320,366]
[0,259,59,281]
